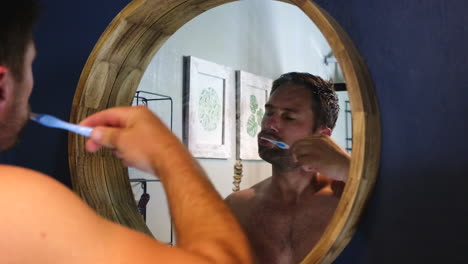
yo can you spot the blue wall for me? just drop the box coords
[1,0,467,263]
[319,1,468,263]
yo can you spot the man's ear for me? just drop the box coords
[318,127,332,136]
[0,66,12,108]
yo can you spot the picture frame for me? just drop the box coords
[236,70,272,160]
[183,56,233,159]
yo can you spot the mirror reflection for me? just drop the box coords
[128,0,351,261]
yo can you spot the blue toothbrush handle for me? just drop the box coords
[58,121,93,137]
[260,137,290,149]
[32,114,93,137]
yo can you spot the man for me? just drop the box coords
[225,72,350,264]
[0,1,252,263]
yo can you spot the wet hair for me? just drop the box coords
[271,72,339,130]
[0,0,41,81]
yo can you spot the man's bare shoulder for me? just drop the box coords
[0,165,88,212]
[0,164,55,186]
[225,177,271,207]
[315,174,345,198]
[0,164,103,223]
[0,164,84,200]
[0,166,215,263]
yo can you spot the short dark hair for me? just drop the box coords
[0,1,41,81]
[271,72,339,130]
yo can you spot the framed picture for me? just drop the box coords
[183,56,233,159]
[236,70,272,160]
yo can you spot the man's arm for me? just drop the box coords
[81,106,253,264]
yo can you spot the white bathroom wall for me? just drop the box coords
[128,0,347,240]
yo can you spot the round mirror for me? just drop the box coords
[68,0,380,263]
[128,0,350,251]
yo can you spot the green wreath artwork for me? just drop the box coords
[198,87,222,131]
[246,95,264,137]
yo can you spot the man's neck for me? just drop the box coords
[268,167,319,203]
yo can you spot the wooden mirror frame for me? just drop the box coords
[68,0,380,263]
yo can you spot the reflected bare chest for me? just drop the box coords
[239,195,339,264]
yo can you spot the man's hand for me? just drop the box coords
[79,106,184,175]
[291,135,350,182]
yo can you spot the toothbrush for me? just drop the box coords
[260,137,290,149]
[29,112,93,137]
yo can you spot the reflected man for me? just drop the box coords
[226,72,350,264]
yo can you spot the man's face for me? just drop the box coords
[258,83,319,168]
[0,42,36,151]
